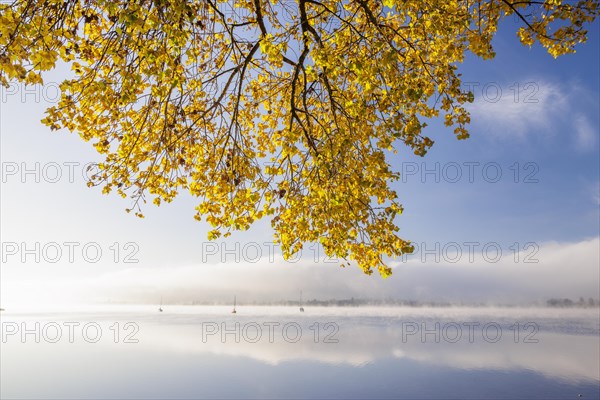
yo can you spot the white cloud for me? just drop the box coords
[574,112,597,150]
[467,80,598,151]
[468,80,563,136]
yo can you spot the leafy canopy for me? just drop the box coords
[1,0,597,276]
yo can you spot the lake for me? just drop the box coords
[1,306,598,399]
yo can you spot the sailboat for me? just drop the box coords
[232,296,237,314]
[158,297,163,312]
[299,290,304,312]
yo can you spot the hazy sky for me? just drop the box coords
[0,17,598,307]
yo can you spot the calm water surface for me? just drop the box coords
[1,306,598,399]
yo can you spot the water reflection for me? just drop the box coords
[135,307,600,383]
[1,306,598,399]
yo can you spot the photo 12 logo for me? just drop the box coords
[401,241,540,264]
[1,81,61,103]
[463,81,540,104]
[399,161,539,184]
[1,161,101,184]
[1,321,140,344]
[201,321,339,344]
[400,321,539,344]
[1,241,140,264]
[201,241,341,264]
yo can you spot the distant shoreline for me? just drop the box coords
[99,297,600,308]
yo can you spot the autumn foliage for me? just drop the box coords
[1,0,597,276]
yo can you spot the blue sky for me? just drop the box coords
[0,16,598,307]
